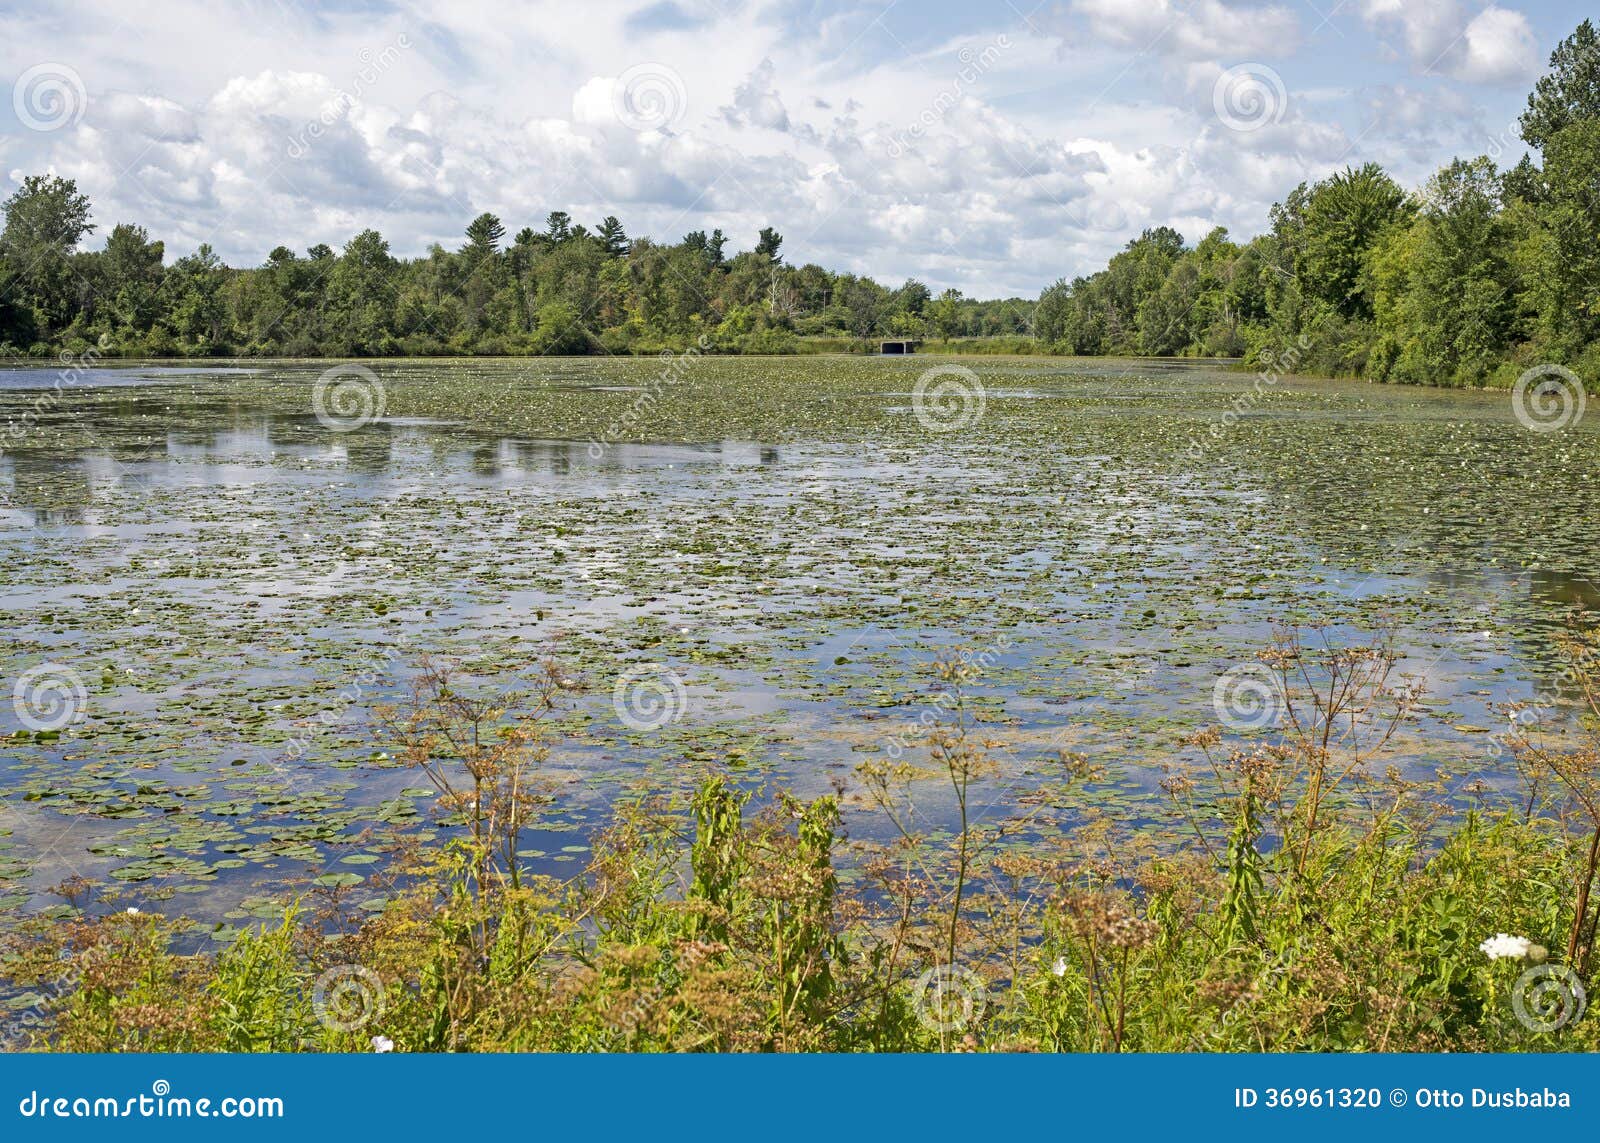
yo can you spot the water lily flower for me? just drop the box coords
[371,1035,394,1053]
[125,907,140,916]
[1479,933,1532,961]
[1051,957,1068,977]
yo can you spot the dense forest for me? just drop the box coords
[1,20,1596,386]
[1035,20,1600,386]
[0,183,1032,360]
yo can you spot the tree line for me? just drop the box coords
[1035,20,1600,386]
[1,20,1595,383]
[0,186,1031,359]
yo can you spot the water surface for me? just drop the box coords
[1,356,1595,928]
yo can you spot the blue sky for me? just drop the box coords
[0,0,1590,296]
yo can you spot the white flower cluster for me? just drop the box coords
[1480,933,1532,961]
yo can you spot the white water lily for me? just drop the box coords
[1479,933,1533,961]
[1051,957,1068,977]
[125,907,140,916]
[370,1035,394,1053]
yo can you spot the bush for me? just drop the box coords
[12,623,1600,1054]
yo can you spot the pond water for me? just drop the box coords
[1,356,1596,932]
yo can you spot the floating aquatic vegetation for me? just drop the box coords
[0,357,1595,924]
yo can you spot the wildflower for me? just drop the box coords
[1479,933,1533,961]
[1050,957,1068,977]
[370,1035,394,1053]
[1061,891,1160,950]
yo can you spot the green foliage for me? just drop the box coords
[1220,777,1263,947]
[464,212,505,255]
[1372,158,1513,384]
[0,175,95,338]
[1525,118,1600,356]
[1521,19,1600,151]
[6,18,1599,380]
[1296,163,1412,323]
[14,612,1600,1056]
[689,775,749,942]
[23,771,1600,1054]
[533,301,592,355]
[1027,20,1600,388]
[208,911,313,1051]
[0,182,1018,355]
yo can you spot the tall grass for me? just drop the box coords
[5,619,1599,1053]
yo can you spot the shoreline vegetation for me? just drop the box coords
[3,22,1599,1062]
[6,620,1600,1053]
[2,21,1597,394]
